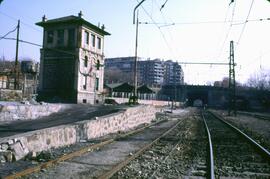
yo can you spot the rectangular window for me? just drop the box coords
[84,31,89,45]
[47,30,54,44]
[97,37,101,49]
[91,34,95,47]
[95,77,99,91]
[84,56,88,67]
[57,29,64,46]
[68,29,75,47]
[83,76,87,90]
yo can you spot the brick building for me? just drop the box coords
[36,12,110,104]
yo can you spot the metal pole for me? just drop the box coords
[14,20,20,90]
[232,43,236,116]
[132,0,146,104]
[228,40,236,116]
[133,11,139,101]
[133,0,146,24]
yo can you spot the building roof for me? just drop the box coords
[138,85,155,94]
[105,83,155,94]
[36,15,110,36]
[105,83,124,89]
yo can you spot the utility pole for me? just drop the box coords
[131,0,146,104]
[133,11,139,101]
[14,20,20,90]
[228,40,236,116]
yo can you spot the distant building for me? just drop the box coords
[0,75,7,89]
[104,56,145,84]
[36,11,110,104]
[104,57,184,86]
[21,60,39,97]
[163,60,184,85]
[139,59,164,86]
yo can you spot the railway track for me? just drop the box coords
[100,114,208,179]
[3,109,270,179]
[238,111,270,121]
[101,111,270,179]
[203,111,270,178]
[2,119,169,179]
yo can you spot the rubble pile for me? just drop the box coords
[0,139,29,163]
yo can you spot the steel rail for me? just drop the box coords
[209,111,270,161]
[3,119,167,179]
[202,111,215,179]
[98,119,184,179]
[150,114,204,179]
[238,111,270,121]
[149,120,187,179]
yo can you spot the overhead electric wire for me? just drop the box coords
[0,11,42,33]
[139,17,270,27]
[237,0,255,45]
[2,37,41,47]
[136,0,175,58]
[1,37,79,56]
[153,0,177,56]
[0,26,17,40]
[160,0,169,11]
[216,1,237,62]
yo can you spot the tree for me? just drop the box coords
[104,67,135,84]
[246,69,270,90]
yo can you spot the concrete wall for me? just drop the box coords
[0,105,158,162]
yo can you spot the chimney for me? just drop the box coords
[42,15,47,22]
[101,24,105,30]
[78,11,83,18]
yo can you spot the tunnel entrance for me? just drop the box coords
[187,91,208,107]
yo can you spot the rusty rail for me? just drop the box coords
[98,119,184,179]
[4,119,167,179]
[209,111,270,161]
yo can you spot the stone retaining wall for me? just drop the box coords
[0,105,158,162]
[0,89,22,101]
[0,103,67,122]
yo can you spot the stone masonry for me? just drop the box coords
[0,103,68,122]
[0,105,158,162]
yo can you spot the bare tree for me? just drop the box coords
[104,67,134,84]
[247,69,270,90]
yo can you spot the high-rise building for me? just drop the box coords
[139,59,164,86]
[104,57,184,86]
[163,60,184,85]
[36,12,110,104]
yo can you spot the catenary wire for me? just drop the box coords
[136,0,176,58]
[0,26,17,41]
[236,0,255,45]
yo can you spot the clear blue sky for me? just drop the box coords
[0,0,270,85]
